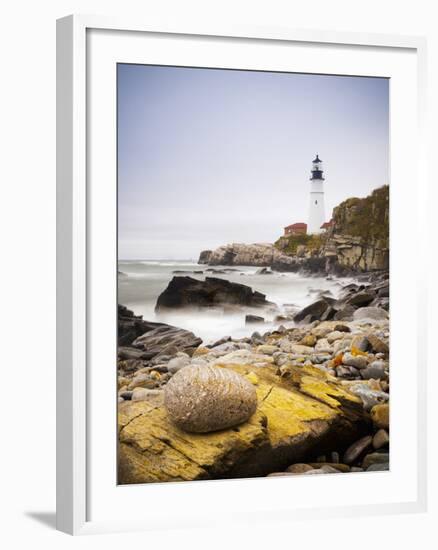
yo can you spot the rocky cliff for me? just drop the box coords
[322,186,389,272]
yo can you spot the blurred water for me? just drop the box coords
[118,260,350,344]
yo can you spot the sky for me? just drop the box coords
[118,64,389,260]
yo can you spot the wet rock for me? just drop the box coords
[164,365,258,433]
[372,429,389,449]
[246,314,265,325]
[198,250,212,264]
[343,435,373,464]
[118,304,164,346]
[353,307,389,321]
[294,299,331,323]
[371,403,389,429]
[210,336,232,348]
[333,305,356,321]
[118,346,150,361]
[346,291,376,307]
[156,276,275,311]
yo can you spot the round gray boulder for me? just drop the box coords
[164,365,258,433]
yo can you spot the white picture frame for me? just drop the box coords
[56,14,428,535]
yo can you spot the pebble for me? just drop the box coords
[350,384,389,410]
[343,435,373,464]
[353,307,389,321]
[128,372,160,390]
[131,388,162,401]
[371,403,390,429]
[331,451,340,463]
[166,355,191,374]
[285,463,314,474]
[372,429,390,449]
[289,344,314,355]
[361,362,387,380]
[366,334,389,354]
[256,344,279,355]
[315,338,333,353]
[362,452,390,470]
[300,334,317,347]
[366,462,389,472]
[305,465,339,474]
[351,335,369,352]
[119,390,133,400]
[326,331,344,343]
[342,352,368,369]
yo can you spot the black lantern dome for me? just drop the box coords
[310,153,324,180]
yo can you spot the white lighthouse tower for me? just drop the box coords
[307,154,326,234]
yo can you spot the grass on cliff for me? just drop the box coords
[333,185,389,246]
[274,233,325,255]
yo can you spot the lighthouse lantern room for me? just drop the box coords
[307,154,326,234]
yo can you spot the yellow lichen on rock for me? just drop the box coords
[118,362,369,484]
[118,397,268,484]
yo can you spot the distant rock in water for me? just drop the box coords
[198,243,291,267]
[198,250,212,264]
[155,276,275,311]
[164,364,258,433]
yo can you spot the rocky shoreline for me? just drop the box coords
[118,270,389,484]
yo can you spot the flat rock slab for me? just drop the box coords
[118,364,369,484]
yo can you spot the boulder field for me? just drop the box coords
[118,303,390,483]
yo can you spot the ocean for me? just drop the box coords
[118,260,351,344]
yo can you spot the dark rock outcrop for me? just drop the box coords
[198,250,212,264]
[118,304,164,346]
[132,323,202,357]
[294,299,333,323]
[155,276,275,311]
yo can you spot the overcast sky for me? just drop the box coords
[118,64,389,260]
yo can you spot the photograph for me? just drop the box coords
[117,63,390,484]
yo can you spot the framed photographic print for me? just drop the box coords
[56,15,427,535]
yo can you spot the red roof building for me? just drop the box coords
[320,219,334,231]
[284,222,307,236]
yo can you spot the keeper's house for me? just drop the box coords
[284,222,307,236]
